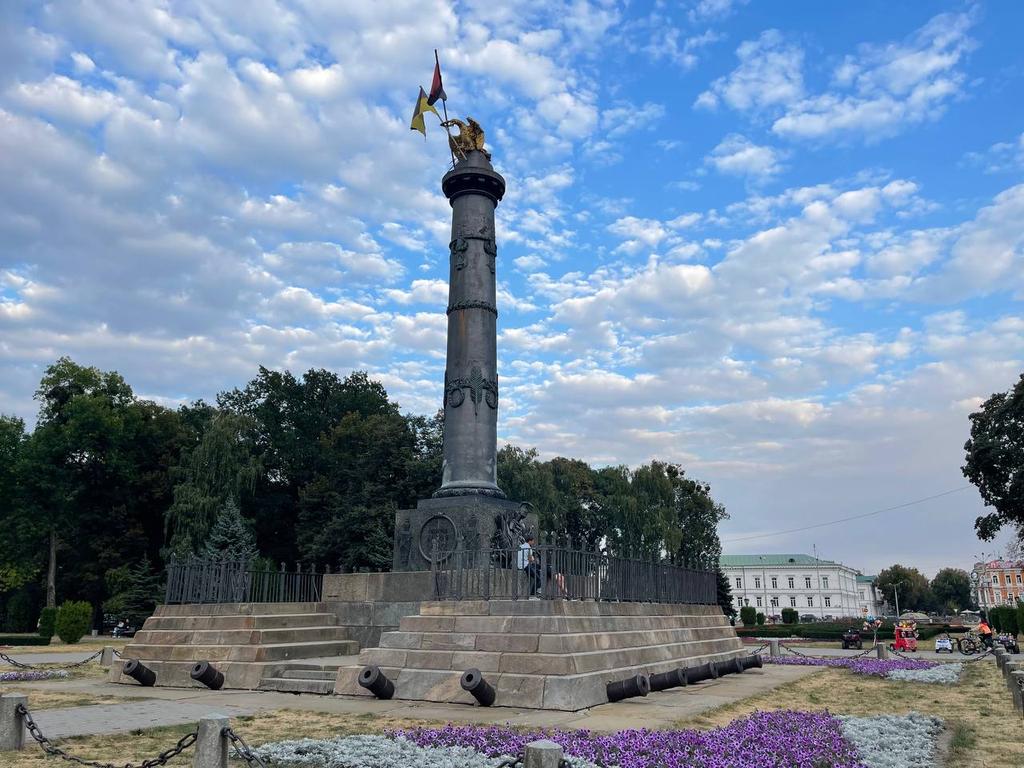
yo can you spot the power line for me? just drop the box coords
[721,486,972,544]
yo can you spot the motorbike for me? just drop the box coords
[841,628,863,650]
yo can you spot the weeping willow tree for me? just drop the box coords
[164,413,261,556]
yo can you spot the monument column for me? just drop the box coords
[435,150,506,498]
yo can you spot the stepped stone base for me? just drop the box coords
[110,602,360,690]
[335,599,743,711]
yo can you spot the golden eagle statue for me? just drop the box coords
[440,117,490,161]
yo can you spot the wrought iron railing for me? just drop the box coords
[430,540,717,605]
[164,557,324,605]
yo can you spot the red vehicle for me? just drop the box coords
[889,626,918,652]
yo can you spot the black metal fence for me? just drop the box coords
[164,557,324,605]
[430,540,717,605]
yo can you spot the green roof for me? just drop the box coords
[857,575,876,583]
[719,554,837,567]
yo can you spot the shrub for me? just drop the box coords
[756,612,766,626]
[739,606,757,627]
[781,607,798,624]
[38,606,56,638]
[55,601,93,644]
[4,591,37,633]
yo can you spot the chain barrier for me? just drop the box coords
[749,643,768,656]
[961,648,993,663]
[778,642,817,658]
[17,703,197,768]
[223,726,269,768]
[0,650,101,670]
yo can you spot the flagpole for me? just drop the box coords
[436,49,457,170]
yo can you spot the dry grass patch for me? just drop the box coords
[676,661,1023,768]
[0,688,134,709]
[1,639,129,655]
[1,707,444,768]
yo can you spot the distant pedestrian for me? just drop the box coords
[517,534,566,598]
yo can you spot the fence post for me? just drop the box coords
[100,646,115,667]
[192,715,229,768]
[0,693,27,751]
[524,739,563,768]
[769,639,780,658]
[875,643,889,660]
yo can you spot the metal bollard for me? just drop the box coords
[460,668,496,707]
[606,673,650,702]
[357,665,395,700]
[191,661,225,690]
[524,739,564,768]
[123,658,157,686]
[649,668,687,692]
[1010,672,1024,713]
[193,715,229,768]
[738,654,763,671]
[0,694,27,751]
[685,661,720,685]
[769,639,780,657]
[100,646,115,667]
[875,643,889,660]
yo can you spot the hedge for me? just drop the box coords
[736,623,970,641]
[0,635,53,646]
[739,606,757,627]
[38,607,56,639]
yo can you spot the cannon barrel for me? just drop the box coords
[607,673,650,702]
[684,661,719,685]
[190,661,225,690]
[460,668,496,706]
[122,658,156,687]
[358,665,395,700]
[649,668,687,692]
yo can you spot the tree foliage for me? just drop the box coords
[202,499,259,561]
[930,568,973,613]
[102,557,163,627]
[963,373,1024,542]
[876,564,934,613]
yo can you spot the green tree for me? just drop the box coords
[102,556,163,627]
[717,569,736,618]
[202,499,258,561]
[0,415,35,592]
[963,372,1024,541]
[930,568,973,613]
[877,565,934,614]
[164,412,261,556]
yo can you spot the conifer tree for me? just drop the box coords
[202,499,258,562]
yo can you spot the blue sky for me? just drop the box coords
[1,0,1022,576]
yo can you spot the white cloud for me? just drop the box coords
[706,134,785,178]
[963,132,1024,174]
[695,30,804,111]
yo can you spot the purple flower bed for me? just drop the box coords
[765,656,935,676]
[0,669,70,682]
[395,710,867,768]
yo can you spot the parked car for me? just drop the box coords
[799,614,817,623]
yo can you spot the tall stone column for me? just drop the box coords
[435,150,506,498]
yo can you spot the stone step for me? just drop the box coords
[155,602,326,617]
[418,600,724,618]
[133,626,348,646]
[399,613,729,634]
[335,646,747,711]
[259,677,334,695]
[359,636,741,676]
[379,625,736,654]
[276,669,337,681]
[143,613,339,631]
[123,639,359,663]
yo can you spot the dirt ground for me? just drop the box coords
[1,638,129,655]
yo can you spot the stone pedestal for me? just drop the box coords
[393,496,536,572]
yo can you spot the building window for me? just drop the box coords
[789,596,797,607]
[993,575,999,584]
[1017,574,1022,584]
[787,577,795,589]
[735,577,742,589]
[824,596,832,608]
[860,590,867,600]
[804,577,812,589]
[807,597,814,607]
[822,577,829,589]
[754,576,761,589]
[771,597,779,607]
[756,597,762,607]
[771,577,778,589]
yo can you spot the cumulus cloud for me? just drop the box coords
[705,134,785,178]
[695,29,804,111]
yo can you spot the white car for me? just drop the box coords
[934,635,955,654]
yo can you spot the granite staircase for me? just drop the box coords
[110,602,359,690]
[336,599,745,710]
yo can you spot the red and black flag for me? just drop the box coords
[428,50,447,106]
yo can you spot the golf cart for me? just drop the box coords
[841,627,863,650]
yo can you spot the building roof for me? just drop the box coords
[719,554,838,567]
[856,575,876,584]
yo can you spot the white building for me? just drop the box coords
[720,554,884,620]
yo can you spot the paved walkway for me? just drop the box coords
[28,700,254,738]
[5,665,819,735]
